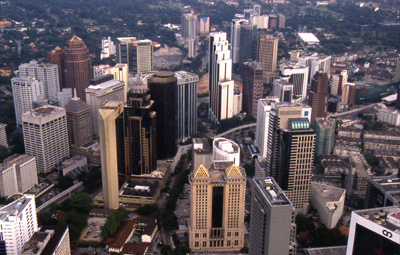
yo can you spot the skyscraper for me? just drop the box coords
[209,32,235,123]
[238,24,257,66]
[93,63,129,101]
[279,62,309,101]
[0,194,38,255]
[175,71,198,140]
[0,123,8,148]
[181,13,198,44]
[314,117,336,156]
[298,54,331,84]
[48,46,65,89]
[120,86,157,178]
[242,61,263,117]
[230,18,249,65]
[249,177,296,255]
[189,162,246,251]
[273,78,294,103]
[308,71,329,124]
[212,138,240,166]
[18,60,60,102]
[198,16,210,36]
[98,101,124,210]
[257,35,279,84]
[101,36,116,60]
[148,71,178,159]
[22,106,69,173]
[330,70,348,96]
[341,82,356,110]
[65,93,93,147]
[11,76,43,126]
[64,35,93,101]
[276,118,315,213]
[116,37,153,74]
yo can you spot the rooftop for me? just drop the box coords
[0,194,35,222]
[120,182,159,197]
[305,246,347,255]
[315,117,336,129]
[353,206,400,232]
[311,183,346,203]
[193,138,212,154]
[213,138,239,153]
[297,32,320,43]
[253,177,292,206]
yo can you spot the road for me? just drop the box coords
[37,182,84,212]
[328,102,379,118]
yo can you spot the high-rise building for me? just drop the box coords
[231,18,249,65]
[279,62,309,101]
[22,226,71,255]
[18,60,60,102]
[249,177,296,255]
[48,46,65,89]
[346,206,400,255]
[116,37,153,74]
[233,87,242,115]
[181,13,198,44]
[255,97,280,159]
[101,36,116,60]
[273,78,294,103]
[11,76,44,126]
[175,71,198,140]
[93,63,129,101]
[257,35,279,84]
[22,106,69,173]
[148,71,178,159]
[298,54,331,84]
[120,86,157,178]
[0,123,8,148]
[313,117,336,156]
[308,71,329,124]
[208,32,235,123]
[275,118,316,213]
[0,154,37,198]
[64,35,93,102]
[341,82,356,110]
[242,62,263,117]
[198,16,210,36]
[394,55,400,80]
[85,75,125,137]
[189,162,246,252]
[239,24,257,66]
[212,138,240,166]
[56,88,73,108]
[277,14,286,28]
[98,101,124,210]
[395,87,400,110]
[330,70,348,96]
[65,93,93,147]
[250,15,268,29]
[268,14,278,29]
[188,36,196,58]
[192,138,212,170]
[364,176,400,209]
[0,194,38,255]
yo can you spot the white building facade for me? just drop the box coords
[212,138,240,166]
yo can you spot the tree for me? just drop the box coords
[58,175,74,191]
[310,226,347,247]
[69,192,92,213]
[295,215,315,234]
[0,145,10,163]
[136,204,160,217]
[37,212,58,226]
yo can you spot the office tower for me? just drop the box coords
[265,103,312,189]
[273,79,294,103]
[85,75,125,137]
[279,62,309,101]
[192,138,212,170]
[308,71,329,123]
[148,71,178,159]
[22,106,69,173]
[0,194,38,255]
[198,16,210,36]
[181,13,198,44]
[233,87,242,115]
[253,4,261,16]
[212,138,240,166]
[277,14,286,28]
[116,37,153,74]
[257,35,279,84]
[242,62,263,117]
[11,76,44,126]
[18,60,60,102]
[98,101,124,210]
[249,177,296,255]
[188,37,196,58]
[275,118,316,213]
[120,86,157,178]
[231,18,249,65]
[56,88,73,108]
[341,82,356,110]
[0,123,8,148]
[298,54,331,84]
[250,15,268,29]
[396,87,400,110]
[314,117,336,156]
[65,93,93,147]
[255,97,280,159]
[364,177,400,209]
[330,70,348,96]
[346,206,400,255]
[189,162,246,251]
[0,154,37,197]
[175,71,198,140]
[64,35,92,102]
[208,32,235,123]
[239,25,258,66]
[48,46,65,89]
[22,226,71,255]
[93,63,129,100]
[268,14,278,29]
[101,36,116,59]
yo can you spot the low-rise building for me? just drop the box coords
[333,144,361,158]
[378,157,399,176]
[337,127,362,139]
[310,183,346,229]
[345,164,369,198]
[364,177,400,208]
[335,137,362,147]
[377,107,400,126]
[61,155,87,176]
[364,138,400,152]
[374,150,400,162]
[320,155,350,176]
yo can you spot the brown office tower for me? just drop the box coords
[341,83,356,110]
[189,162,246,252]
[64,93,93,147]
[64,35,92,102]
[242,62,263,117]
[120,87,157,178]
[308,71,329,124]
[48,46,65,89]
[257,35,279,84]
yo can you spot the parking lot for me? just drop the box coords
[79,217,107,242]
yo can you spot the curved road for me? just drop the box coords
[216,123,257,138]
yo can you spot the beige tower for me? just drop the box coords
[257,35,279,84]
[189,162,246,252]
[98,101,124,210]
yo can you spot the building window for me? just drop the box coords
[234,240,239,246]
[203,241,207,247]
[195,233,199,238]
[227,232,231,237]
[203,233,207,238]
[195,242,199,247]
[227,240,231,246]
[235,232,239,236]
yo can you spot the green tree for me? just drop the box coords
[69,192,92,213]
[136,204,160,217]
[295,215,315,234]
[0,145,10,163]
[37,212,58,226]
[58,175,74,191]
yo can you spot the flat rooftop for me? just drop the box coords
[354,206,400,232]
[312,183,345,203]
[253,177,292,206]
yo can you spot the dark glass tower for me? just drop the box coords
[148,71,178,159]
[308,71,329,124]
[242,61,263,117]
